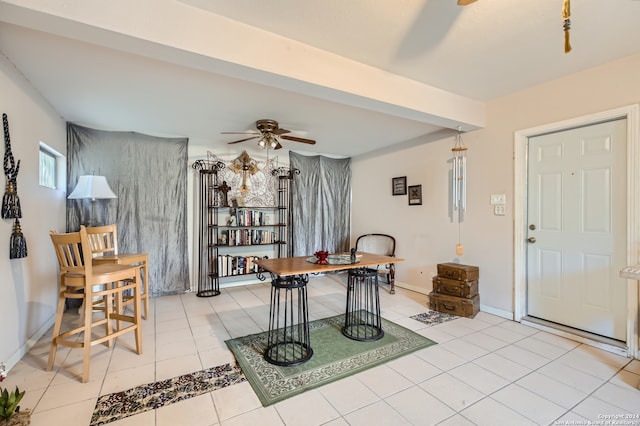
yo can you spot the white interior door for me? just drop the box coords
[526,119,627,341]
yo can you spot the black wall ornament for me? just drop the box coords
[10,218,27,259]
[2,113,21,219]
[2,113,27,258]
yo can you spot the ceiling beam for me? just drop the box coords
[0,0,485,131]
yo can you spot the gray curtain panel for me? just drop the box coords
[289,151,351,256]
[66,123,189,296]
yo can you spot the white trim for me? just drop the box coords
[480,304,513,321]
[5,315,56,371]
[625,104,640,359]
[220,278,266,289]
[395,281,429,295]
[521,318,628,357]
[514,104,639,359]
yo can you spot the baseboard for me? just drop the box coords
[5,314,55,371]
[219,277,265,289]
[395,281,429,295]
[479,304,513,320]
[395,284,514,321]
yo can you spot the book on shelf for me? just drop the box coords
[231,208,276,226]
[216,254,263,277]
[222,229,276,246]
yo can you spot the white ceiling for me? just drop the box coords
[1,0,639,158]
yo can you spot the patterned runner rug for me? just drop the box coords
[226,313,437,407]
[90,363,245,425]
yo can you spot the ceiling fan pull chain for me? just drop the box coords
[562,0,571,53]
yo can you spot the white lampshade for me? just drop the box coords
[68,175,117,200]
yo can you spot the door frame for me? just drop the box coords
[514,104,640,358]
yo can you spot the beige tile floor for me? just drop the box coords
[4,273,640,426]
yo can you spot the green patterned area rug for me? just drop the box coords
[226,314,437,407]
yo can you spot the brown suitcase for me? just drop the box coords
[436,262,479,281]
[429,292,480,318]
[432,276,478,298]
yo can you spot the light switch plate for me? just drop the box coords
[491,194,506,205]
[494,204,506,215]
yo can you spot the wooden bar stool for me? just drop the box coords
[85,224,149,319]
[48,226,142,383]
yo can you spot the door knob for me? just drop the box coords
[527,237,536,243]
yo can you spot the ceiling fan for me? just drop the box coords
[222,119,316,150]
[457,0,477,5]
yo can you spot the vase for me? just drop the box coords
[314,250,329,265]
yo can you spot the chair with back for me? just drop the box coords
[355,233,396,294]
[48,226,143,383]
[85,224,149,319]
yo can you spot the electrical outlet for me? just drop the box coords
[494,204,506,215]
[490,194,506,205]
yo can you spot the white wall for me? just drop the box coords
[352,53,640,319]
[4,45,639,367]
[0,52,67,368]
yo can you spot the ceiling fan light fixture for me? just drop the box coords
[224,119,316,148]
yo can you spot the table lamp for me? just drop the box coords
[68,175,117,226]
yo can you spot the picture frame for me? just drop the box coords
[392,176,407,196]
[408,184,422,205]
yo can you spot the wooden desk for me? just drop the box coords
[255,252,402,277]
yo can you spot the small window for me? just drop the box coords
[39,142,63,189]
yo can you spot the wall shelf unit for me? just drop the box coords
[192,159,296,297]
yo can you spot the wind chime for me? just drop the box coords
[451,127,467,256]
[563,0,571,53]
[2,113,27,259]
[459,0,573,54]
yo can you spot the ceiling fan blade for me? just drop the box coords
[457,0,477,5]
[273,128,291,135]
[281,135,316,145]
[221,131,259,135]
[227,135,260,144]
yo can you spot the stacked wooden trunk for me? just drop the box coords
[429,262,480,318]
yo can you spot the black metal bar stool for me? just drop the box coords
[265,274,313,366]
[343,268,384,341]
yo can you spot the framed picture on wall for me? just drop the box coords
[392,176,407,195]
[408,184,422,205]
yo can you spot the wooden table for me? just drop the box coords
[255,252,402,366]
[254,252,402,277]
